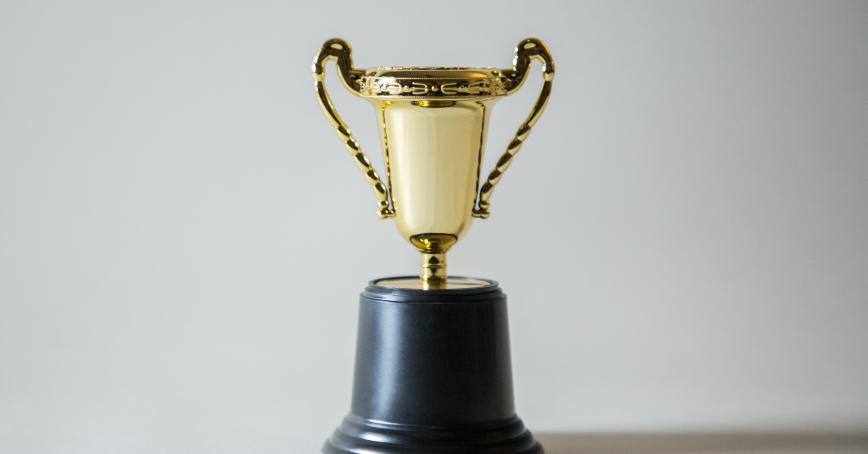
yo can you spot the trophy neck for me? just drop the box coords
[420,253,447,289]
[410,233,455,288]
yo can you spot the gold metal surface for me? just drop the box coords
[312,38,555,288]
[374,277,492,291]
[474,38,555,219]
[419,253,447,289]
[312,39,394,219]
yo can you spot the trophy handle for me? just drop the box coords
[312,38,394,219]
[473,38,555,219]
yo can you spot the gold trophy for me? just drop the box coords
[313,37,553,289]
[313,38,554,453]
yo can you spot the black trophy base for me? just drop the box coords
[324,415,540,453]
[323,277,542,454]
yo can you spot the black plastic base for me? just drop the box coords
[322,277,542,454]
[324,415,541,453]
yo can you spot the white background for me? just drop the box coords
[2,1,867,452]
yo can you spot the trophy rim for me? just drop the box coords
[363,66,502,75]
[356,67,512,100]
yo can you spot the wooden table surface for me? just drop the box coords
[535,432,868,454]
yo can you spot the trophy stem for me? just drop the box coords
[420,252,447,288]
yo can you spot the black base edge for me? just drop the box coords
[322,414,542,454]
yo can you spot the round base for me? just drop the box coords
[323,415,542,454]
[322,277,542,453]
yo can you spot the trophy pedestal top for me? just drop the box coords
[373,276,492,291]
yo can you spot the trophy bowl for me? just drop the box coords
[313,38,554,288]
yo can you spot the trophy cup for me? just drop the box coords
[313,37,554,453]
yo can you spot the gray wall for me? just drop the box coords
[1,1,867,452]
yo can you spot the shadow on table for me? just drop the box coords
[534,432,868,454]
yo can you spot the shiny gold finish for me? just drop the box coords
[375,276,492,291]
[357,67,509,99]
[312,38,555,288]
[420,253,447,289]
[312,39,394,219]
[380,100,488,261]
[474,38,555,219]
